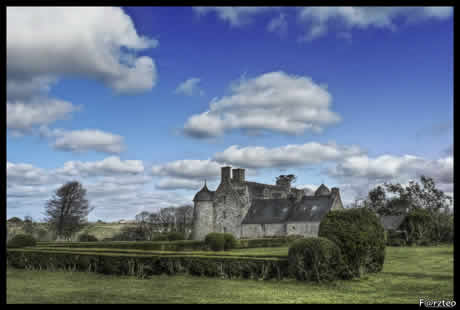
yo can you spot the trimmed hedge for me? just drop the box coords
[166,232,186,241]
[78,233,99,242]
[318,208,386,278]
[7,249,288,280]
[223,233,238,250]
[8,234,37,248]
[205,233,225,251]
[238,236,299,249]
[288,237,346,282]
[37,240,208,251]
[400,209,433,246]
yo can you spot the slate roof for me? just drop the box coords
[379,215,406,230]
[241,199,292,224]
[244,181,286,197]
[287,196,334,222]
[193,184,215,201]
[242,195,335,224]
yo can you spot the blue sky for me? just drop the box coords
[7,7,453,222]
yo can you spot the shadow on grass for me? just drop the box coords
[382,271,453,282]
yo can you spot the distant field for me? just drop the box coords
[78,223,137,240]
[7,222,137,241]
[7,245,453,304]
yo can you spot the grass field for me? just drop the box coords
[7,245,453,304]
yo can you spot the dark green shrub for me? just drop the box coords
[78,233,99,242]
[400,209,433,246]
[8,234,37,248]
[288,237,346,282]
[319,208,386,278]
[167,232,186,241]
[386,230,407,246]
[205,233,225,251]
[223,233,237,250]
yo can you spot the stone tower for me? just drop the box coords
[191,182,214,240]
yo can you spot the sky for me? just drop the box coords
[6,6,454,222]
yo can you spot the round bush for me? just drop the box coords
[288,237,346,282]
[205,233,225,251]
[223,233,237,250]
[78,233,98,242]
[167,232,185,241]
[8,234,37,248]
[318,208,386,278]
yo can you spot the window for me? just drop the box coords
[223,211,226,219]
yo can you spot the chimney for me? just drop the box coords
[331,187,339,197]
[232,168,245,183]
[221,166,231,183]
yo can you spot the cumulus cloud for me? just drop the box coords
[175,78,204,96]
[7,7,158,97]
[213,142,363,169]
[7,162,53,186]
[7,158,196,222]
[193,7,276,27]
[328,154,454,204]
[39,127,125,154]
[7,99,79,131]
[151,159,223,180]
[330,154,453,183]
[7,7,158,134]
[183,71,341,138]
[297,7,453,41]
[55,156,144,177]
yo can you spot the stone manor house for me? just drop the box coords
[191,166,344,240]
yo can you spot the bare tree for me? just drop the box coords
[45,181,93,240]
[175,205,194,234]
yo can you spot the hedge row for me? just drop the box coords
[23,247,286,258]
[36,236,297,251]
[37,240,208,251]
[7,249,288,280]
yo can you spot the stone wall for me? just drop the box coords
[286,222,320,237]
[191,201,214,240]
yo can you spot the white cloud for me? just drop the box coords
[184,71,341,138]
[7,7,158,96]
[267,13,288,37]
[175,78,204,96]
[328,154,454,204]
[213,142,363,169]
[56,156,144,177]
[7,99,79,131]
[297,7,453,41]
[151,159,223,180]
[330,154,453,183]
[193,7,276,27]
[7,162,53,186]
[40,127,125,154]
[156,178,203,190]
[6,158,198,222]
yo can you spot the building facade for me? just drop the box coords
[191,166,344,240]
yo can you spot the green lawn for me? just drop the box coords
[7,245,453,304]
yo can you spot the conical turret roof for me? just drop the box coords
[193,182,214,201]
[315,184,330,196]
